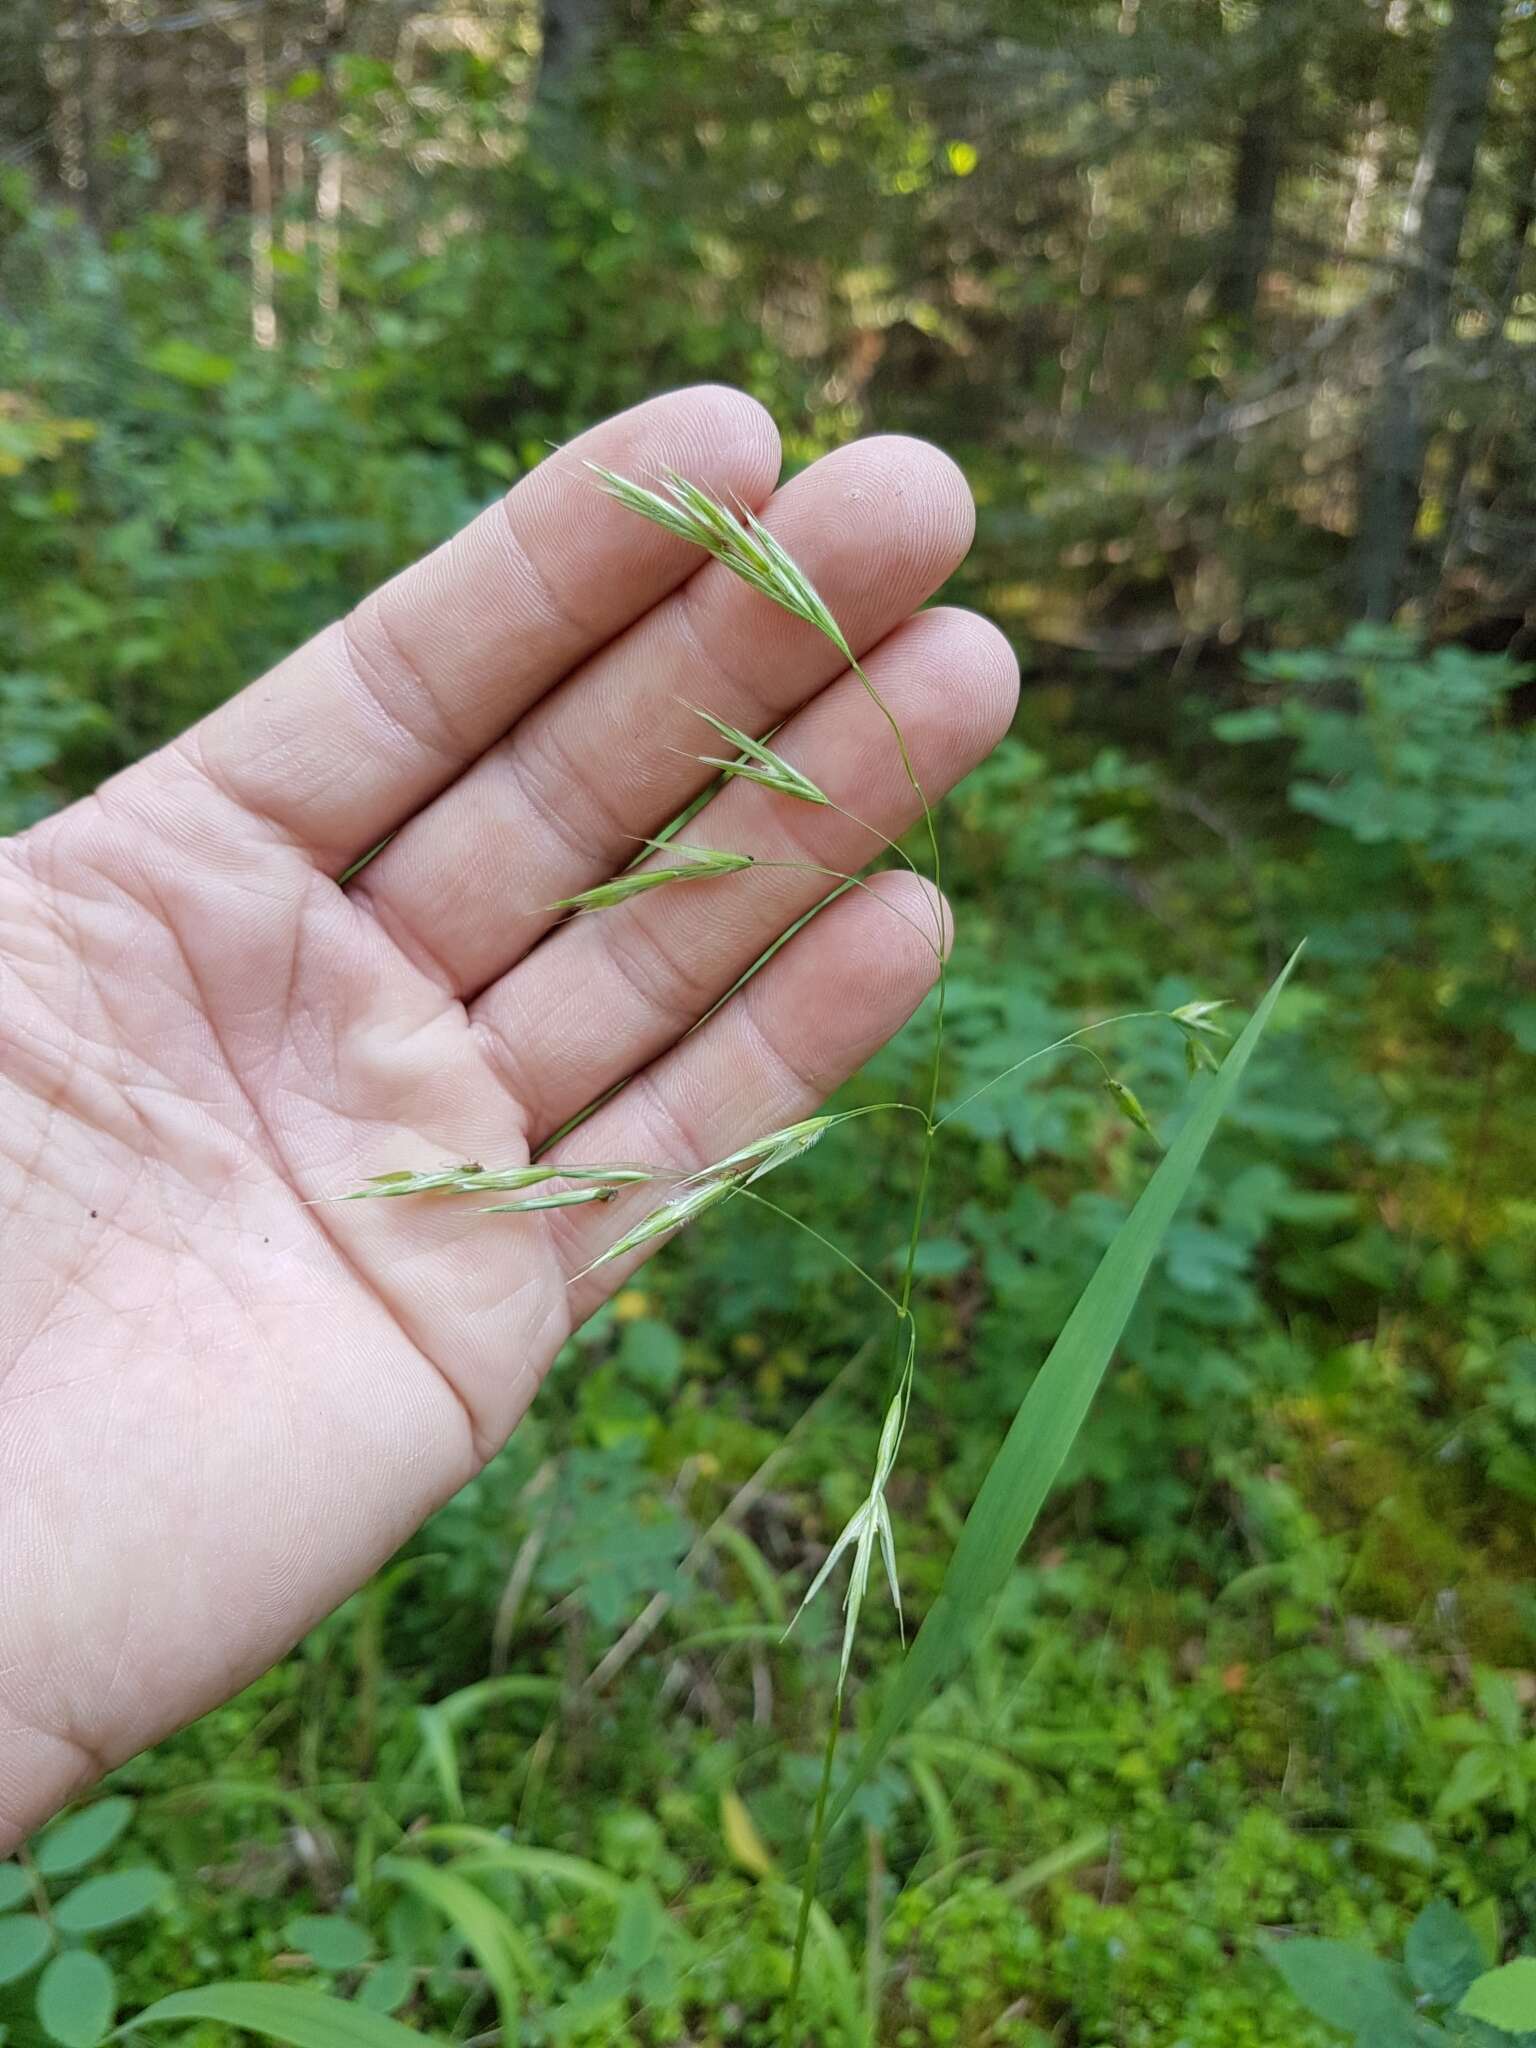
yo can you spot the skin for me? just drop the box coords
[0,387,1018,1852]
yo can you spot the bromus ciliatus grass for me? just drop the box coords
[331,466,1300,2044]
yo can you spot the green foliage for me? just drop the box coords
[1217,629,1536,1051]
[1267,1899,1536,2046]
[0,1796,169,2047]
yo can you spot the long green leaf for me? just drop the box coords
[827,946,1300,1830]
[126,1982,432,2048]
[376,1855,541,2023]
[403,1829,625,1903]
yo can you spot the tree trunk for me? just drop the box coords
[1215,99,1285,332]
[240,26,278,350]
[1488,115,1536,321]
[1352,0,1502,621]
[1434,111,1536,606]
[0,0,58,189]
[533,0,610,108]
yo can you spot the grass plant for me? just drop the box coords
[335,469,1296,2041]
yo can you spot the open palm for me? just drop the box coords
[0,387,1016,1848]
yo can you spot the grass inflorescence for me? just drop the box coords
[335,466,1298,2043]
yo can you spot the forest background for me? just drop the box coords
[3,1,1536,2043]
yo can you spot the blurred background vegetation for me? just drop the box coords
[3,1,1536,2043]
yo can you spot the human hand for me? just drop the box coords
[0,387,1017,1847]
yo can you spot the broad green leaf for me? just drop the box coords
[617,1319,684,1392]
[143,339,236,388]
[130,1982,431,2048]
[284,1917,374,1973]
[354,1961,415,2016]
[611,1885,666,1972]
[36,1950,115,2048]
[377,1855,540,2027]
[1436,1746,1503,1818]
[0,1915,51,1986]
[1405,1901,1483,2006]
[0,1868,30,1913]
[32,1800,134,1879]
[1265,1937,1419,2036]
[828,949,1300,1828]
[1459,1958,1536,2031]
[1367,1820,1437,1870]
[53,1869,168,1934]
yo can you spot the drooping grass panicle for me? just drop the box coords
[591,465,948,2042]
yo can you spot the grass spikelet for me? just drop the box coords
[569,1175,742,1282]
[588,466,853,660]
[786,1382,908,1685]
[680,1115,839,1189]
[1168,997,1233,1074]
[550,843,753,913]
[327,1163,652,1202]
[477,1187,618,1214]
[1104,1076,1159,1145]
[689,705,829,805]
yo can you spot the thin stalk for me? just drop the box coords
[789,1705,843,2027]
[933,1012,1162,1132]
[751,860,943,964]
[739,1188,906,1315]
[784,654,944,2042]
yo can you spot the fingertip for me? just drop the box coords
[833,433,976,571]
[858,868,955,972]
[898,605,1021,754]
[589,383,782,507]
[668,383,783,496]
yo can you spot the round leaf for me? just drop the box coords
[53,1868,168,1935]
[0,1868,31,1913]
[36,1950,115,2048]
[1459,1958,1536,2032]
[354,1960,414,2015]
[0,1915,51,1987]
[31,1801,134,1880]
[283,1917,373,1973]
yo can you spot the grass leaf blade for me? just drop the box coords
[127,1983,431,2048]
[826,944,1302,1831]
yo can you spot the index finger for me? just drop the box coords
[169,385,780,870]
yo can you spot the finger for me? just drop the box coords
[542,871,947,1322]
[475,608,1017,1143]
[167,386,780,869]
[348,435,974,998]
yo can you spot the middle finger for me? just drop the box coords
[348,435,974,1000]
